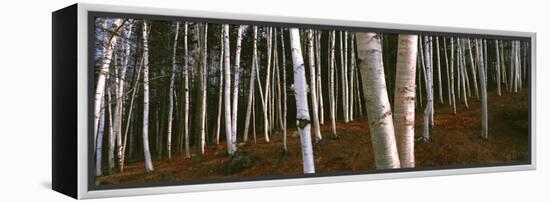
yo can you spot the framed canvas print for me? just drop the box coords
[52,3,536,199]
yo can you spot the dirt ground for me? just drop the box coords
[96,89,529,186]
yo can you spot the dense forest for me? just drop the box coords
[93,18,530,185]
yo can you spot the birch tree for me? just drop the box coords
[223,24,234,154]
[115,22,134,171]
[466,39,479,100]
[356,32,400,169]
[307,29,322,142]
[280,28,288,150]
[315,31,324,124]
[231,25,244,153]
[329,31,338,137]
[421,36,434,142]
[215,27,224,145]
[199,24,208,154]
[342,31,349,123]
[393,34,417,168]
[142,20,154,173]
[262,27,273,142]
[243,26,258,143]
[435,36,443,104]
[476,39,489,139]
[95,98,106,176]
[166,22,179,161]
[495,39,501,96]
[449,38,457,114]
[289,28,315,174]
[349,34,356,120]
[94,19,123,149]
[183,22,191,158]
[120,45,144,172]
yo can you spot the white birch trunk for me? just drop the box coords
[107,86,115,172]
[262,27,273,142]
[183,22,191,158]
[435,36,443,104]
[142,21,154,173]
[116,22,134,171]
[450,38,457,114]
[340,31,349,123]
[329,31,337,137]
[315,31,324,125]
[289,28,316,174]
[443,37,451,106]
[495,40,501,96]
[349,34,356,121]
[466,39,480,100]
[459,39,469,109]
[231,25,244,153]
[243,26,258,143]
[356,32,401,169]
[200,24,208,154]
[223,24,233,154]
[95,97,106,176]
[421,36,433,141]
[476,39,489,139]
[215,27,224,145]
[280,28,288,150]
[94,19,123,150]
[166,22,179,161]
[343,31,349,123]
[394,34,417,168]
[307,30,322,142]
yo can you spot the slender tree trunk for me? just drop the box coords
[419,37,426,109]
[280,28,288,151]
[459,39,469,109]
[120,53,143,172]
[342,31,349,123]
[495,39,501,96]
[476,39,489,139]
[435,36,443,104]
[356,32,401,169]
[315,31,324,125]
[166,22,179,161]
[307,30,322,142]
[230,25,244,154]
[223,24,233,154]
[200,24,208,154]
[421,36,433,141]
[394,34,417,168]
[116,22,134,171]
[182,22,191,158]
[262,27,273,142]
[349,34,356,121]
[107,83,115,173]
[428,36,434,127]
[443,38,451,106]
[339,31,348,123]
[243,26,258,143]
[329,31,337,137]
[94,19,123,150]
[355,59,363,117]
[142,20,154,173]
[450,38,457,114]
[289,28,316,174]
[95,97,106,176]
[215,27,224,145]
[466,39,480,100]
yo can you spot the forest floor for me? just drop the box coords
[96,89,530,186]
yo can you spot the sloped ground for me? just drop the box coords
[96,89,529,186]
